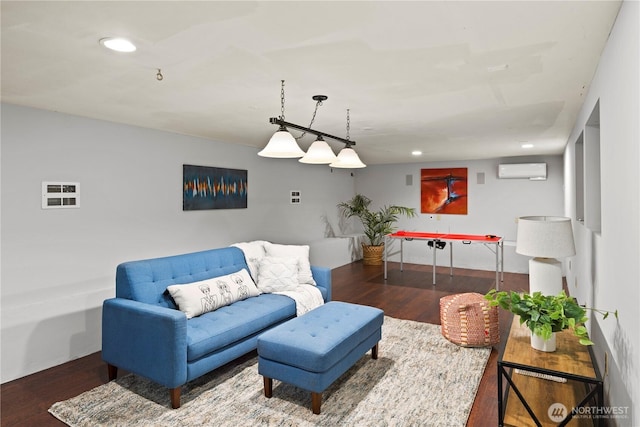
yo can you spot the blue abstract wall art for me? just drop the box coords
[183,164,247,210]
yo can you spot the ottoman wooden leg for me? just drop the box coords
[311,392,322,414]
[263,376,273,398]
[371,343,379,359]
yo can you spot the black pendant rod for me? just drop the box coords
[269,117,356,146]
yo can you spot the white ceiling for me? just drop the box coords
[1,1,621,165]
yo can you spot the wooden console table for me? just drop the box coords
[498,316,604,426]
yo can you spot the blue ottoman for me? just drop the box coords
[257,301,384,414]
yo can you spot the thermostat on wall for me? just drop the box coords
[42,182,80,209]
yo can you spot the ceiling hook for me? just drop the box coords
[156,69,163,81]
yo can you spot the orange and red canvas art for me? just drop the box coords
[420,168,468,214]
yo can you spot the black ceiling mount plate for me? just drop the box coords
[312,95,328,102]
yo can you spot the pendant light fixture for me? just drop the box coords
[258,80,305,158]
[261,80,366,168]
[299,136,338,164]
[298,95,337,164]
[330,144,366,168]
[329,109,366,168]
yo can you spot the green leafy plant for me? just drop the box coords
[338,194,416,246]
[485,289,618,346]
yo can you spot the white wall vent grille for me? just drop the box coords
[42,182,80,209]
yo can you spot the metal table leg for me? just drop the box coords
[432,239,437,285]
[449,241,453,277]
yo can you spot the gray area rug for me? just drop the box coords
[49,316,491,426]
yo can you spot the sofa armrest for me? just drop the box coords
[102,298,188,388]
[311,265,332,302]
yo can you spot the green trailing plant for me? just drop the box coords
[338,194,416,246]
[484,289,618,346]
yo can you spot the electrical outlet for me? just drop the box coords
[604,352,609,377]
[436,215,441,221]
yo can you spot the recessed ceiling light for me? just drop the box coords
[99,37,136,53]
[411,150,423,156]
[521,143,534,149]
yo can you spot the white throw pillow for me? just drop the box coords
[230,240,268,279]
[256,256,299,293]
[263,242,316,286]
[167,268,260,319]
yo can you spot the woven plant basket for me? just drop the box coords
[439,292,500,347]
[362,244,384,265]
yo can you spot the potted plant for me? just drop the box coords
[484,289,617,351]
[338,194,416,265]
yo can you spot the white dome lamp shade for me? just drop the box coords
[330,108,366,168]
[259,79,306,158]
[258,125,305,158]
[330,145,366,168]
[299,136,337,164]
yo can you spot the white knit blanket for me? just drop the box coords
[274,284,325,316]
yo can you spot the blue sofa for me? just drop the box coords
[102,246,331,408]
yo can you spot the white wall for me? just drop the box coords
[0,103,565,383]
[563,2,638,425]
[0,104,355,382]
[352,157,565,274]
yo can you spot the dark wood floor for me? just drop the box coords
[1,261,527,427]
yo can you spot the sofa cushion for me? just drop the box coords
[185,294,296,362]
[167,269,260,319]
[256,256,299,293]
[264,242,316,286]
[230,240,268,279]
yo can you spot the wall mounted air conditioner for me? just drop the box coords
[498,163,547,180]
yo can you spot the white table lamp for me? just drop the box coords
[516,216,576,296]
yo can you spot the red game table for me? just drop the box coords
[384,231,504,287]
